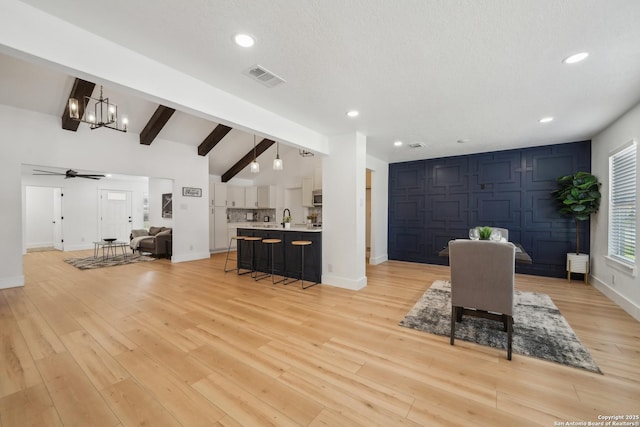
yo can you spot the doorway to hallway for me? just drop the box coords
[25,185,63,252]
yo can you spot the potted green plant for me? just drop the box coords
[478,226,493,240]
[283,215,292,229]
[551,171,601,281]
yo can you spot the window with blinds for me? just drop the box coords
[608,141,637,265]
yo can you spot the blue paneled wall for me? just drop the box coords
[388,141,592,277]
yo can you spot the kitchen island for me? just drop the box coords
[236,226,322,284]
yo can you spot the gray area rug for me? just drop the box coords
[400,280,601,373]
[64,253,155,270]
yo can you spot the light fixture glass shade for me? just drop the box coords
[273,156,283,170]
[250,160,260,173]
[273,141,283,170]
[68,98,79,119]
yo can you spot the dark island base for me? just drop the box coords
[237,229,322,284]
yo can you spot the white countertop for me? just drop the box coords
[230,223,322,232]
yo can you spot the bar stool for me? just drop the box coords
[284,240,318,289]
[224,235,245,273]
[243,236,263,278]
[255,238,283,284]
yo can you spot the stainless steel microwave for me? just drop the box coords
[312,190,322,206]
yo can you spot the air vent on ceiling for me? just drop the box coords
[408,142,426,148]
[244,65,286,88]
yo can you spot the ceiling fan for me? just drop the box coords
[32,169,105,180]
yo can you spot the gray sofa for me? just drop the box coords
[130,226,172,257]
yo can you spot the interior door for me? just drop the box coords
[53,187,63,250]
[100,190,132,241]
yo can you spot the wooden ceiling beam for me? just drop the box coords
[61,78,95,131]
[139,105,176,145]
[221,139,275,182]
[198,124,232,156]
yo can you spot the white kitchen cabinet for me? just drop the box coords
[257,185,276,208]
[213,207,228,250]
[245,186,258,208]
[302,176,313,207]
[228,186,245,208]
[214,183,227,207]
[313,167,322,191]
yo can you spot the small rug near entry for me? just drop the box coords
[400,280,601,373]
[64,253,155,270]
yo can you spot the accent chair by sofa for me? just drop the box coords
[130,226,172,258]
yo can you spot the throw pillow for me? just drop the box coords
[131,229,149,238]
[149,226,163,236]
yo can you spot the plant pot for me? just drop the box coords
[284,223,291,229]
[566,253,589,284]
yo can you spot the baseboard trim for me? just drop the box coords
[368,254,388,265]
[321,273,367,290]
[0,275,25,289]
[63,243,95,251]
[590,274,640,321]
[171,252,211,263]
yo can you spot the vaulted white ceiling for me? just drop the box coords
[3,0,640,171]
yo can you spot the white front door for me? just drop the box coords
[53,187,63,250]
[100,190,132,241]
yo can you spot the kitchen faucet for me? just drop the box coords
[282,208,291,227]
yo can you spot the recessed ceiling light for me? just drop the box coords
[394,140,403,147]
[563,52,589,64]
[346,110,359,118]
[539,116,554,123]
[234,33,255,48]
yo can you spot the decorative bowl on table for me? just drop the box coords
[103,238,117,242]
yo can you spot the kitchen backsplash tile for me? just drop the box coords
[227,208,276,223]
[227,207,322,224]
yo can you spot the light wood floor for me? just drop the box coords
[1,250,638,426]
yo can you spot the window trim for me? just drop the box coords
[608,139,637,269]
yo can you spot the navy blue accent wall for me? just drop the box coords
[388,141,592,278]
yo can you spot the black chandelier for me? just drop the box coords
[68,85,128,132]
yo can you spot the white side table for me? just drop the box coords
[567,253,589,284]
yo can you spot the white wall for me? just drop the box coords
[1,105,210,289]
[366,155,389,265]
[148,177,173,228]
[322,132,367,290]
[25,186,55,249]
[591,101,640,320]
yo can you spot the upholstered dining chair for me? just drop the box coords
[449,239,517,360]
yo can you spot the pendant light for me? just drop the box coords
[273,141,283,170]
[68,85,128,132]
[250,134,260,173]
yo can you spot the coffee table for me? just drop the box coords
[93,241,129,261]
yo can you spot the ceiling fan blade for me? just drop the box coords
[32,169,64,175]
[77,174,105,179]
